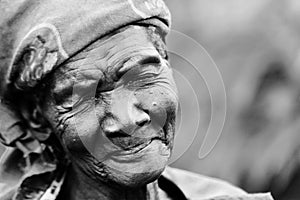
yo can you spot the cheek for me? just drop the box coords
[59,105,116,162]
[135,82,178,120]
[147,72,178,112]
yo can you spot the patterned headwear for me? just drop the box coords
[0,0,170,145]
[0,0,170,94]
[0,1,171,199]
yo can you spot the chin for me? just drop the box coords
[69,135,172,188]
[104,140,171,188]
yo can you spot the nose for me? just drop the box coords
[102,95,153,137]
[131,105,151,127]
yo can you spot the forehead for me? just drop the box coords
[51,25,165,92]
[63,26,160,76]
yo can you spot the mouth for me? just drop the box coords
[108,128,170,155]
[121,137,169,155]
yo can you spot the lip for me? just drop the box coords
[103,138,170,165]
[108,127,170,156]
[118,137,169,155]
[106,126,166,147]
[107,138,170,164]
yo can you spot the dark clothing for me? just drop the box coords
[0,148,273,200]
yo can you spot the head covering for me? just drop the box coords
[0,0,170,145]
[0,1,171,199]
[0,0,170,95]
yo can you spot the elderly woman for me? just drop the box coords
[0,1,273,200]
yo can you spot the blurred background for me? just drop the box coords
[1,1,300,199]
[165,1,300,200]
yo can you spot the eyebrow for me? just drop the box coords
[73,26,162,70]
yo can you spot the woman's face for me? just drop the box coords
[42,25,178,187]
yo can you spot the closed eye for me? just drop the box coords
[139,56,161,65]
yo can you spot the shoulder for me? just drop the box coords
[162,167,273,200]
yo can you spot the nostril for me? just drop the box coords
[135,109,151,127]
[136,118,151,127]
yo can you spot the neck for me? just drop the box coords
[58,164,156,200]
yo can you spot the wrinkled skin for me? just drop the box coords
[39,25,178,199]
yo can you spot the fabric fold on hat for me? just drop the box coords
[0,0,171,97]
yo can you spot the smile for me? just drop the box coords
[121,137,168,155]
[108,128,170,156]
